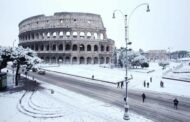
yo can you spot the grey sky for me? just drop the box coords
[0,0,190,51]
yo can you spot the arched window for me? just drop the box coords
[66,32,70,37]
[35,45,38,51]
[94,57,98,64]
[53,32,56,38]
[40,45,44,51]
[100,57,104,64]
[72,44,77,51]
[101,45,104,51]
[87,57,92,64]
[87,32,91,39]
[65,56,70,64]
[65,44,71,51]
[80,57,85,64]
[59,31,63,38]
[100,33,104,40]
[106,46,110,51]
[87,45,91,51]
[58,57,63,63]
[51,57,56,63]
[106,57,110,64]
[79,44,85,51]
[72,57,77,64]
[58,44,63,51]
[52,44,56,51]
[46,45,49,51]
[94,45,98,51]
[94,33,97,39]
[47,32,50,38]
[73,32,77,38]
[80,32,85,39]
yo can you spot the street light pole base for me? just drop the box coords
[123,112,130,120]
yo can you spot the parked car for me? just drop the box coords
[38,70,46,75]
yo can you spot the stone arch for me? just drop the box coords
[80,57,85,64]
[65,44,71,51]
[65,56,70,64]
[72,44,78,51]
[72,57,77,64]
[79,44,85,51]
[58,44,63,51]
[52,44,56,51]
[101,45,104,51]
[46,45,49,51]
[58,57,63,63]
[45,57,50,62]
[87,57,92,64]
[40,45,44,51]
[106,57,110,64]
[94,57,98,64]
[100,57,104,64]
[87,45,91,51]
[51,57,56,63]
[106,46,110,52]
[94,45,98,51]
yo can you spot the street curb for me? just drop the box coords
[40,68,117,85]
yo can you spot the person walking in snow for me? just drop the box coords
[117,82,120,88]
[144,80,146,87]
[173,98,179,109]
[160,80,164,88]
[92,75,94,80]
[142,93,146,102]
[150,77,152,82]
[121,81,124,89]
[147,82,149,88]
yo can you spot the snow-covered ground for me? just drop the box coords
[0,70,151,122]
[42,62,190,97]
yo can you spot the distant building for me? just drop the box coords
[170,51,189,59]
[143,50,168,61]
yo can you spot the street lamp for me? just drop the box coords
[113,3,150,120]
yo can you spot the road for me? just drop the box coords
[28,71,190,122]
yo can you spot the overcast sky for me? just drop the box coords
[0,0,190,51]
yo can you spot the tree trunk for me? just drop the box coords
[15,63,20,86]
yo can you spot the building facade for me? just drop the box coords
[18,12,115,64]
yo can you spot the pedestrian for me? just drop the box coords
[142,93,146,102]
[160,81,164,88]
[173,98,179,109]
[117,82,120,88]
[121,81,124,88]
[144,80,146,87]
[147,82,149,88]
[150,77,152,82]
[92,75,94,80]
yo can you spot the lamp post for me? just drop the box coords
[113,3,150,120]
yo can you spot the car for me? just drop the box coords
[37,70,46,75]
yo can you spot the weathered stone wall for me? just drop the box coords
[18,12,115,64]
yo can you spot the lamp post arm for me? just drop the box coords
[128,3,150,25]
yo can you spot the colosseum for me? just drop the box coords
[18,12,115,64]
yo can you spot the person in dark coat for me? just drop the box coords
[142,93,146,102]
[173,98,179,109]
[117,82,120,88]
[150,77,152,82]
[144,80,146,87]
[147,82,149,88]
[121,81,124,88]
[92,75,94,80]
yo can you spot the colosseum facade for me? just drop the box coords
[18,12,115,64]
